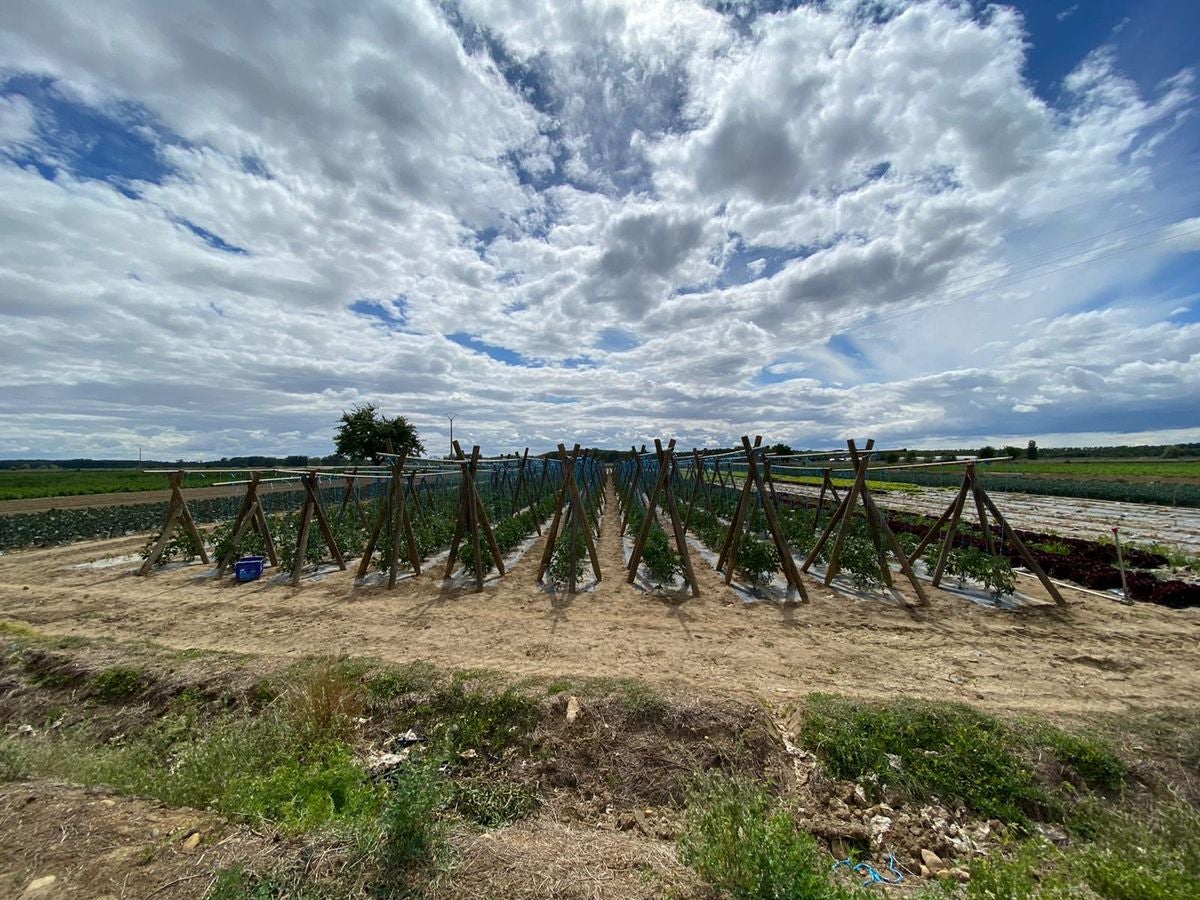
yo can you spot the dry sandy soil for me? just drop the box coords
[2,481,1198,719]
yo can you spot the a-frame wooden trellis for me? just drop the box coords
[800,440,929,606]
[814,468,841,527]
[625,439,700,597]
[215,472,279,574]
[903,463,1065,606]
[358,452,421,587]
[139,470,211,575]
[290,472,346,586]
[537,443,601,593]
[445,442,506,592]
[682,448,717,533]
[620,444,651,536]
[511,448,543,535]
[714,436,808,601]
[336,469,369,526]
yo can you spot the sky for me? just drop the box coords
[1,0,1198,459]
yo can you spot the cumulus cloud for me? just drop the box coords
[0,0,1197,457]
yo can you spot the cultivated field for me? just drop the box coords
[0,468,228,501]
[2,458,1198,898]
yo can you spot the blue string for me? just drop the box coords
[832,852,904,886]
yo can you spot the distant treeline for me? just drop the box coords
[3,442,1197,470]
[0,454,349,471]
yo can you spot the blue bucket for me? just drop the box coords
[234,555,265,582]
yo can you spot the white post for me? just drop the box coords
[1111,526,1131,605]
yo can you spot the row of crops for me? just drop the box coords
[614,452,1200,609]
[541,455,605,590]
[0,462,571,585]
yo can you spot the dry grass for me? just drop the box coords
[439,805,704,899]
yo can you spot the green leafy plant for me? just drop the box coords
[736,532,778,584]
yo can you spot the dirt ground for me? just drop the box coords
[0,782,283,899]
[2,480,1198,719]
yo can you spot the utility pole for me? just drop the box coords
[444,413,456,459]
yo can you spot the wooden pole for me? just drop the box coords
[742,436,807,601]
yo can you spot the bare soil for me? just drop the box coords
[0,782,283,899]
[1,480,1198,719]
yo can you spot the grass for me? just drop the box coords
[797,694,1125,824]
[0,468,230,501]
[951,802,1200,899]
[679,774,865,899]
[767,472,921,494]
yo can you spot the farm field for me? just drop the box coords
[2,466,1199,897]
[982,458,1200,481]
[0,468,229,501]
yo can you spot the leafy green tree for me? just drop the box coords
[334,404,424,463]
[1027,440,1038,460]
[978,446,998,459]
[1003,445,1022,459]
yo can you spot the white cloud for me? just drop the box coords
[0,0,1197,458]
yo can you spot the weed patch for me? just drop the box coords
[90,665,145,701]
[679,774,864,899]
[798,695,1128,824]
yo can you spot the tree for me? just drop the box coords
[770,442,794,456]
[978,446,997,459]
[1003,445,1022,459]
[1026,440,1038,460]
[334,404,424,463]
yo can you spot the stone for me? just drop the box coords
[566,695,581,723]
[828,797,851,818]
[23,875,57,895]
[919,865,930,878]
[181,831,202,850]
[949,867,971,882]
[920,849,946,873]
[868,814,893,845]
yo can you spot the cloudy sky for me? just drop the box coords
[1,0,1198,459]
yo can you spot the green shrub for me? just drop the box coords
[641,526,683,585]
[736,532,779,584]
[91,665,144,701]
[373,766,448,890]
[547,528,587,587]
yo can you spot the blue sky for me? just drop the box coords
[0,0,1197,458]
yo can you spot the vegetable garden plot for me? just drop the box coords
[123,451,566,593]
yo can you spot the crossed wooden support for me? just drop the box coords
[625,439,700,597]
[215,473,279,574]
[139,470,210,575]
[714,436,808,601]
[335,470,368,526]
[290,472,346,586]
[800,439,929,606]
[445,442,505,592]
[904,464,1065,605]
[358,453,421,587]
[511,448,542,536]
[537,443,601,593]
